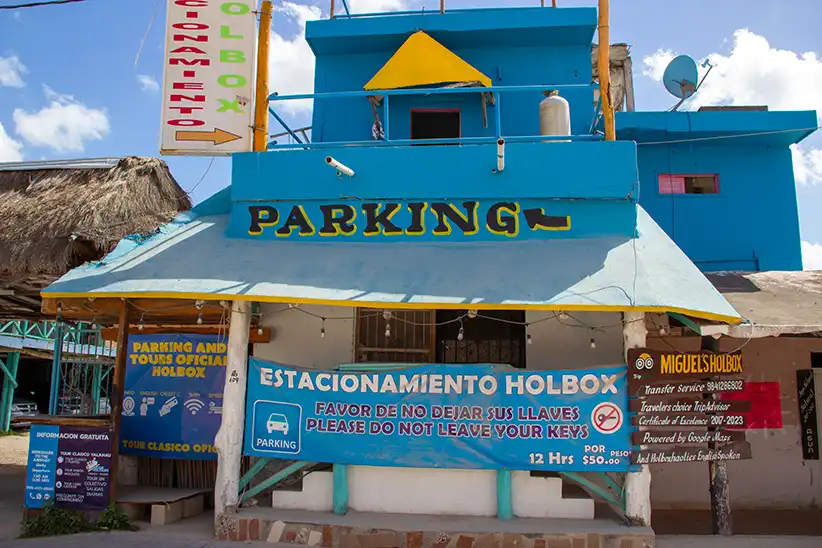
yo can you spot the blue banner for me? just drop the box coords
[121,334,226,459]
[244,360,631,472]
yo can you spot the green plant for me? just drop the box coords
[20,505,94,538]
[96,504,136,532]
[0,428,24,437]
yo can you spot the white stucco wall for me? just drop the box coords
[253,305,621,517]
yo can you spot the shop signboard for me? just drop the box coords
[627,348,751,464]
[627,349,743,386]
[632,441,752,465]
[160,0,257,155]
[25,425,112,510]
[797,370,819,460]
[243,360,632,472]
[121,334,226,459]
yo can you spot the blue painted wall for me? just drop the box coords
[305,9,597,143]
[634,142,802,272]
[619,110,816,272]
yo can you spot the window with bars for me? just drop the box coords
[354,309,526,368]
[355,309,436,363]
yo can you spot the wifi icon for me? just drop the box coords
[184,398,205,415]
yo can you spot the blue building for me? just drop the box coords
[41,3,822,542]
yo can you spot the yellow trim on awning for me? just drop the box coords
[41,291,742,325]
[364,31,492,91]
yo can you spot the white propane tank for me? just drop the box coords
[539,90,571,142]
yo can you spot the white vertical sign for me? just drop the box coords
[160,0,257,155]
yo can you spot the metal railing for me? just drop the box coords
[329,1,559,19]
[266,83,601,150]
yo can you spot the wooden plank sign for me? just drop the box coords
[631,441,752,465]
[797,370,819,460]
[633,412,747,428]
[630,378,745,398]
[627,349,743,389]
[629,397,751,414]
[632,429,747,446]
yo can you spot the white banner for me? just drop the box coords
[160,0,257,155]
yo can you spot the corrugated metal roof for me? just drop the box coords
[0,157,122,172]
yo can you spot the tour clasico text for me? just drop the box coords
[259,367,621,396]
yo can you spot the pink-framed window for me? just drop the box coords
[658,174,719,195]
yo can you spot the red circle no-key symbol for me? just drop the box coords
[591,402,623,435]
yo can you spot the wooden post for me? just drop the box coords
[108,300,131,503]
[597,0,615,140]
[622,311,651,526]
[214,301,251,531]
[253,1,273,153]
[703,335,732,535]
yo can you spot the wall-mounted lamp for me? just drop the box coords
[326,156,354,177]
[496,139,505,172]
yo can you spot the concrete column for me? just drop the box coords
[215,301,251,532]
[622,311,651,526]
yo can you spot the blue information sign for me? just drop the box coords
[121,333,226,459]
[244,360,631,472]
[25,424,112,510]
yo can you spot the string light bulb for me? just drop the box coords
[320,317,326,339]
[257,326,264,336]
[659,326,668,336]
[526,333,532,345]
[558,311,569,320]
[589,329,596,349]
[385,323,391,338]
[383,310,392,338]
[138,314,145,331]
[196,313,204,325]
[458,326,465,341]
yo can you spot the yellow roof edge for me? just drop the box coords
[42,291,742,325]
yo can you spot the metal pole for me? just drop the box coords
[703,335,733,535]
[253,1,274,152]
[48,321,65,415]
[91,364,102,414]
[329,0,334,19]
[1,353,20,432]
[597,0,615,140]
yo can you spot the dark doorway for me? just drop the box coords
[411,109,460,141]
[436,310,526,368]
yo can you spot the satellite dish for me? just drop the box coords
[663,55,699,99]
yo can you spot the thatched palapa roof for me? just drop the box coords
[0,156,191,317]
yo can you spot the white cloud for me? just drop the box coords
[13,87,110,153]
[268,1,410,116]
[801,241,822,270]
[137,74,160,93]
[0,122,23,162]
[644,30,822,116]
[642,49,675,82]
[792,143,822,186]
[347,0,408,13]
[0,55,27,88]
[268,2,322,115]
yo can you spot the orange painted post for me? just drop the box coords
[598,0,615,141]
[253,1,274,152]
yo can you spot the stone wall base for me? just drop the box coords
[215,514,654,548]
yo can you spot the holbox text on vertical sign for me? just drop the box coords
[161,0,257,155]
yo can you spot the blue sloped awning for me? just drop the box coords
[43,205,740,324]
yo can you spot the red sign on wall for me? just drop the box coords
[722,382,782,430]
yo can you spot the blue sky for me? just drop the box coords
[1,0,820,265]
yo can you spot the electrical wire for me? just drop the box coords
[0,0,84,8]
[186,157,216,198]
